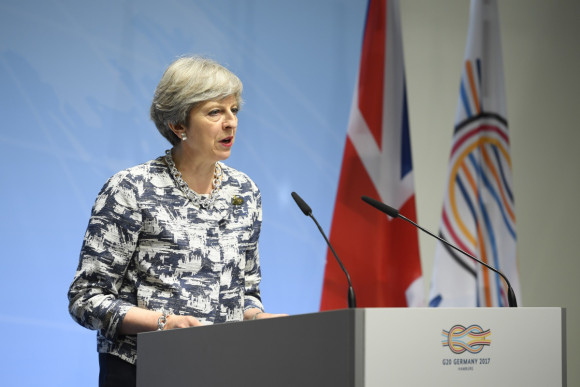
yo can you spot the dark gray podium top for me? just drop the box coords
[137,309,364,387]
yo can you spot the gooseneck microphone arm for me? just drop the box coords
[291,192,356,308]
[361,195,517,307]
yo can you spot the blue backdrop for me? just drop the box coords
[0,0,367,384]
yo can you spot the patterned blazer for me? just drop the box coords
[68,156,264,364]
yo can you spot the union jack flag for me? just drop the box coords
[321,0,424,309]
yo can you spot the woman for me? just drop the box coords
[68,56,283,386]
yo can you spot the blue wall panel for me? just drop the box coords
[0,1,366,384]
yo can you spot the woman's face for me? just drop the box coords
[182,94,239,163]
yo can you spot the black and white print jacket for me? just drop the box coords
[68,156,264,364]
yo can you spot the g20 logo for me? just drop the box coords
[442,324,491,354]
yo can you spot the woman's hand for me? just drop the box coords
[162,314,203,330]
[253,312,288,320]
[244,308,288,321]
[120,307,204,334]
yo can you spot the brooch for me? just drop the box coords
[231,195,244,206]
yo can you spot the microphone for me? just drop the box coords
[291,192,356,308]
[361,195,517,307]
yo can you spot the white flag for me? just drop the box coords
[429,0,520,307]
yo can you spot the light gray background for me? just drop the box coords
[402,2,579,384]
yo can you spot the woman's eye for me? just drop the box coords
[231,107,239,115]
[209,109,220,116]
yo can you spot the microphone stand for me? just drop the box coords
[308,212,356,309]
[361,196,517,307]
[292,192,356,308]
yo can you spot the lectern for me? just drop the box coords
[137,307,566,386]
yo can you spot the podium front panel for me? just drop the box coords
[138,307,565,387]
[364,307,565,386]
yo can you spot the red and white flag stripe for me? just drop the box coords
[320,0,424,309]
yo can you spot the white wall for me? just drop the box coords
[400,0,580,384]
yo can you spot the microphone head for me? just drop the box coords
[291,192,312,216]
[361,196,399,218]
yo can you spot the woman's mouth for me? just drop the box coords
[219,136,234,147]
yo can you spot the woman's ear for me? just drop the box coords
[168,123,184,136]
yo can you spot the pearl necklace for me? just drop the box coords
[164,150,223,208]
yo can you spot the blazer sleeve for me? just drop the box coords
[243,185,264,312]
[67,172,142,341]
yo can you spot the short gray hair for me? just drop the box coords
[150,56,243,145]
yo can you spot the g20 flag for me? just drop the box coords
[320,0,424,310]
[429,0,521,307]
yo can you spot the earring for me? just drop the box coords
[181,132,188,141]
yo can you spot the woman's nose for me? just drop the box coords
[223,112,237,129]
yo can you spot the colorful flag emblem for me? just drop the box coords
[429,0,521,307]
